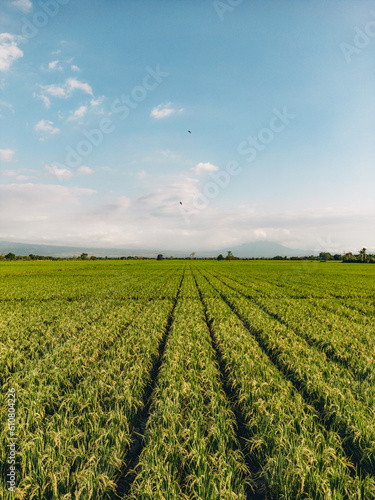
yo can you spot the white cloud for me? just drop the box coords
[0,175,373,252]
[71,65,80,72]
[33,92,51,109]
[0,148,15,162]
[16,175,33,181]
[47,60,63,71]
[45,164,93,179]
[190,162,220,175]
[150,102,184,119]
[34,120,60,135]
[90,96,105,107]
[36,78,94,107]
[40,83,67,97]
[11,0,32,12]
[45,165,74,180]
[2,169,16,176]
[0,183,97,243]
[0,100,14,113]
[67,105,88,121]
[65,97,105,123]
[136,175,201,217]
[77,166,93,175]
[0,34,23,72]
[66,78,93,95]
[1,168,37,181]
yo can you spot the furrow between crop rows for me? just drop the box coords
[110,270,185,498]
[193,269,375,498]
[127,271,248,500]
[198,268,375,477]
[205,269,375,381]
[192,272,264,499]
[1,268,178,387]
[1,270,185,497]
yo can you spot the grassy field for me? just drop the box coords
[1,260,375,499]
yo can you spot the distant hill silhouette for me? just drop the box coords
[216,241,317,258]
[0,240,318,258]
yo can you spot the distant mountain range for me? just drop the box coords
[0,240,318,258]
[215,241,318,258]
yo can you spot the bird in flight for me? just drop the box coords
[180,202,182,205]
[188,130,191,134]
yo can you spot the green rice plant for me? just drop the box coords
[129,272,247,499]
[205,271,375,381]
[1,259,374,499]
[199,269,375,476]
[194,270,375,499]
[5,299,175,498]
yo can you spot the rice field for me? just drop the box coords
[1,260,375,499]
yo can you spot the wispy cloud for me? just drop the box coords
[150,102,184,119]
[39,83,67,98]
[15,174,34,181]
[33,93,51,109]
[0,34,23,72]
[44,60,63,71]
[77,165,94,175]
[66,78,93,95]
[67,105,88,121]
[45,165,74,180]
[190,162,220,175]
[90,96,105,107]
[0,148,15,162]
[71,65,80,72]
[65,96,105,122]
[34,120,60,135]
[1,173,372,252]
[1,170,16,176]
[0,183,97,244]
[35,78,94,107]
[11,0,32,13]
[1,169,36,181]
[45,164,93,179]
[0,100,14,113]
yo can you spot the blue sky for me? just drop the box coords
[0,0,374,253]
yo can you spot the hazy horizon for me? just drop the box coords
[1,0,374,254]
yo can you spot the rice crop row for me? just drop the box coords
[205,270,375,381]
[1,267,184,498]
[198,268,375,475]
[128,272,247,500]
[0,268,178,387]
[3,299,177,498]
[2,260,374,499]
[193,269,375,498]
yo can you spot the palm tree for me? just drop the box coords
[359,248,367,262]
[226,251,234,260]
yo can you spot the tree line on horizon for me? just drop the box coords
[1,248,374,263]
